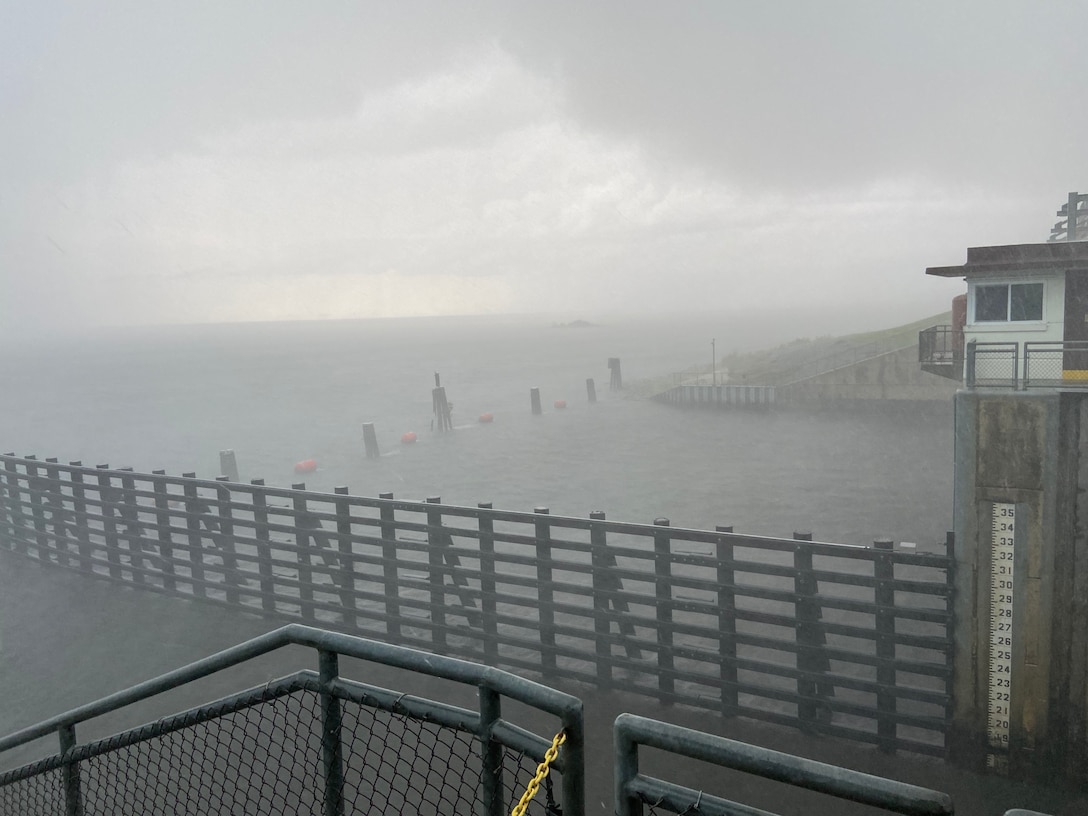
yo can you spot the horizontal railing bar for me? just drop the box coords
[328,676,481,736]
[0,672,311,783]
[1,455,949,561]
[11,540,954,672]
[0,624,582,756]
[616,714,953,815]
[624,775,779,816]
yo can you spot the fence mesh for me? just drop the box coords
[0,765,64,816]
[1,688,550,816]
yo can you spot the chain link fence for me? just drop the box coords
[0,626,583,816]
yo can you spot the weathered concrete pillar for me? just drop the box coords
[950,389,1088,781]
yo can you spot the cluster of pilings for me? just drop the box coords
[294,359,625,464]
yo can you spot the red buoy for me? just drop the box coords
[294,458,317,474]
[401,431,418,444]
[554,399,567,410]
[478,412,494,423]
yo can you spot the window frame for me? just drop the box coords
[969,281,1045,324]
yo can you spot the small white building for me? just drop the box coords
[922,241,1088,387]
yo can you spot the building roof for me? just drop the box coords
[926,240,1088,278]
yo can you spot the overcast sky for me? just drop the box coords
[2,1,1083,332]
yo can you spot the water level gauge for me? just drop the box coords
[987,502,1015,772]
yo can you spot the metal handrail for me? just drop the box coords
[614,714,953,816]
[964,340,1088,390]
[965,340,1019,389]
[0,624,585,816]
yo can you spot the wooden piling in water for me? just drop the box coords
[608,358,622,390]
[530,387,542,415]
[586,378,597,403]
[432,386,453,431]
[219,450,239,482]
[362,422,380,458]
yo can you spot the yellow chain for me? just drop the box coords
[510,730,567,816]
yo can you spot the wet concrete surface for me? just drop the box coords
[2,554,1085,815]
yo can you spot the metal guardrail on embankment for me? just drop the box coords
[0,453,954,757]
[653,384,775,408]
[0,624,584,816]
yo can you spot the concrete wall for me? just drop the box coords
[778,345,960,403]
[950,390,1088,781]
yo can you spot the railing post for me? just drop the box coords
[333,487,357,630]
[533,507,557,676]
[25,456,49,561]
[591,511,640,665]
[214,478,240,604]
[1012,341,1020,390]
[378,493,401,642]
[96,466,123,580]
[182,474,207,598]
[965,340,977,388]
[478,503,499,666]
[318,650,345,816]
[590,511,614,686]
[0,454,10,545]
[874,538,897,753]
[44,458,68,567]
[292,483,316,621]
[251,479,276,613]
[614,723,642,816]
[716,525,738,716]
[118,468,145,583]
[151,471,176,592]
[425,497,448,652]
[3,456,26,553]
[653,518,674,700]
[59,723,83,816]
[68,462,92,572]
[478,686,505,816]
[793,531,831,728]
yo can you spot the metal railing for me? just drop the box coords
[0,624,584,816]
[964,340,1088,390]
[614,714,953,816]
[964,341,1019,389]
[0,453,954,756]
[918,325,964,369]
[1023,340,1088,388]
[654,384,775,409]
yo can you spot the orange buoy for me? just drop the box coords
[401,431,418,444]
[294,458,317,474]
[478,412,494,423]
[554,399,567,410]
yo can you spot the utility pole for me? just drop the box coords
[711,339,716,387]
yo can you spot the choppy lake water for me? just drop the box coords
[0,313,953,545]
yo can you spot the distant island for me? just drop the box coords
[551,319,599,329]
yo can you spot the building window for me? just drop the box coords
[973,283,1044,322]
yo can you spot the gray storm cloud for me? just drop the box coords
[1,1,1081,332]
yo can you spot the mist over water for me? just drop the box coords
[0,313,953,545]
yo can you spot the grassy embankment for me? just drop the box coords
[628,311,951,397]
